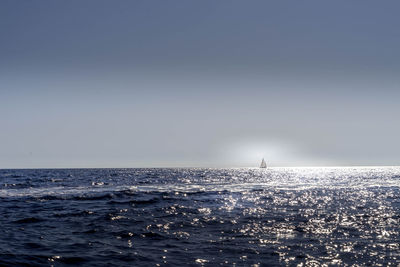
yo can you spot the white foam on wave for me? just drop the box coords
[0,167,399,198]
[0,185,136,198]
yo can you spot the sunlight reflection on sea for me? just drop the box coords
[0,167,399,266]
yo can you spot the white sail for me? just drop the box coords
[260,158,267,168]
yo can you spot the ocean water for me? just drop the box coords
[0,167,399,266]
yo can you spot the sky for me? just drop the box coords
[1,0,400,168]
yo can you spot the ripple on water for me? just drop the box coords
[0,167,399,266]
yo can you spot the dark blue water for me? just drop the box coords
[0,167,399,266]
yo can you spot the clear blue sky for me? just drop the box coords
[1,0,399,168]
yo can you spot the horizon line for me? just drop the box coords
[1,165,399,170]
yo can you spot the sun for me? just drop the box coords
[222,139,292,167]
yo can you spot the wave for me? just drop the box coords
[0,180,399,200]
[13,217,45,224]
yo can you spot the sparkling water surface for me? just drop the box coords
[0,167,399,266]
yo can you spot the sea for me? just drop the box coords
[0,167,399,266]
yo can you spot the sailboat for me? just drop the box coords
[260,158,267,168]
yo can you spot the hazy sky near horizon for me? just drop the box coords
[1,0,400,168]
